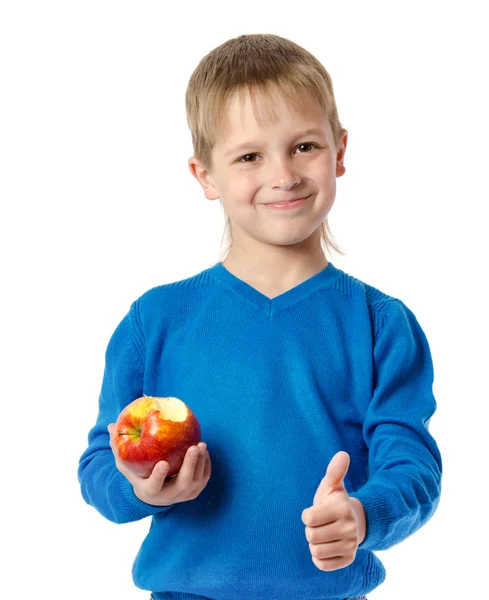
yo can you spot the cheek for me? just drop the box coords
[311,159,335,180]
[231,177,260,201]
[313,166,337,195]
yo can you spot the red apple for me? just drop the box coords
[113,395,201,478]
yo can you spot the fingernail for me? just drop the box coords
[190,447,199,457]
[159,463,168,473]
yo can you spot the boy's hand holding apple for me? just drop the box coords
[108,395,211,506]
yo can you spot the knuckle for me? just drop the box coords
[186,485,201,501]
[174,480,187,495]
[305,527,316,543]
[184,449,195,462]
[180,465,194,479]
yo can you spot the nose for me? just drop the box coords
[267,158,302,190]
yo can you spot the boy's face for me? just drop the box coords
[188,88,347,252]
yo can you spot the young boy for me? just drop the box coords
[78,33,442,600]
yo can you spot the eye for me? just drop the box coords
[237,142,319,164]
[238,153,259,164]
[294,142,318,154]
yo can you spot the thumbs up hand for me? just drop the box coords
[301,451,367,572]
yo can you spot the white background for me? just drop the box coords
[1,1,488,598]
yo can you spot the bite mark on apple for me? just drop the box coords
[153,397,189,422]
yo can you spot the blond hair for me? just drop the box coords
[185,33,346,261]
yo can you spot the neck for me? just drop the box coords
[222,236,328,290]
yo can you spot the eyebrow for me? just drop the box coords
[224,128,326,157]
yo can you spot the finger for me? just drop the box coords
[174,445,201,489]
[309,539,348,560]
[144,460,170,495]
[305,496,352,527]
[107,423,119,458]
[107,424,119,454]
[193,443,207,481]
[312,554,349,572]
[203,450,211,481]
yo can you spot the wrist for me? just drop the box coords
[349,496,367,545]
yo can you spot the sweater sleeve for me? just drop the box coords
[348,298,442,551]
[77,299,174,523]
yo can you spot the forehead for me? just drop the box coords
[218,88,330,142]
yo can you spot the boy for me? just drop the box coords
[79,33,442,600]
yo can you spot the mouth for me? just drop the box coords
[263,195,312,210]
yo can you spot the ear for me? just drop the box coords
[335,128,348,178]
[188,157,220,201]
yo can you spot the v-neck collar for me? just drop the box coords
[207,260,341,317]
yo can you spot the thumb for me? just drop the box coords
[313,451,350,506]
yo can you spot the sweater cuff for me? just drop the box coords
[119,472,175,519]
[349,484,392,551]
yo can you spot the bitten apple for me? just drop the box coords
[113,395,201,478]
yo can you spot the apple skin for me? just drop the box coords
[113,395,201,478]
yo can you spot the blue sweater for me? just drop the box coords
[78,260,442,600]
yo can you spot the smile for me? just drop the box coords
[263,195,312,210]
